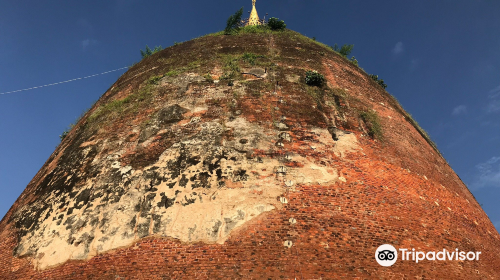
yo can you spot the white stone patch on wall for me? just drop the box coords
[14,118,350,271]
[285,154,339,185]
[306,127,360,159]
[333,132,360,157]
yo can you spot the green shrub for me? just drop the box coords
[369,74,387,89]
[60,124,75,141]
[332,44,354,57]
[140,45,163,59]
[225,7,243,35]
[350,56,358,66]
[305,70,325,87]
[359,110,383,140]
[267,17,286,31]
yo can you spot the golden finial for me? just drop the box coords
[247,0,261,26]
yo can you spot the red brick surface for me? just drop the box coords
[1,159,499,279]
[0,31,499,279]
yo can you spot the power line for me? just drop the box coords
[0,66,129,95]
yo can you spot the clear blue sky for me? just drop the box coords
[1,0,499,232]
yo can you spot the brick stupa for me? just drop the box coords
[1,29,499,279]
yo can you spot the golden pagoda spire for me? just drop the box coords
[247,0,261,26]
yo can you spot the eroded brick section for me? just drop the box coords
[0,30,498,279]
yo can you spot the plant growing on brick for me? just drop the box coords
[220,55,241,85]
[405,112,438,150]
[369,74,387,89]
[305,70,325,87]
[359,110,383,140]
[225,7,243,35]
[59,124,74,141]
[204,73,214,83]
[59,105,92,141]
[238,25,270,34]
[267,17,286,31]
[350,56,358,66]
[140,45,163,59]
[241,52,265,65]
[148,75,162,85]
[331,44,354,57]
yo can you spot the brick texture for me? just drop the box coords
[0,31,498,279]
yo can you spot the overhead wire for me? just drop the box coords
[0,66,129,95]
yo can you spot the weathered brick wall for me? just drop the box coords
[1,158,499,279]
[0,31,498,279]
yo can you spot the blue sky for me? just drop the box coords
[0,0,499,232]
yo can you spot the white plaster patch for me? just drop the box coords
[14,118,348,271]
[310,127,360,158]
[290,154,339,185]
[333,132,360,157]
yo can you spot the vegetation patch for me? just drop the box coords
[279,32,360,69]
[386,91,438,151]
[219,53,269,83]
[148,75,163,85]
[325,87,348,111]
[241,52,265,65]
[329,87,348,98]
[305,70,325,87]
[59,124,75,141]
[224,9,286,35]
[267,17,286,31]
[405,112,438,151]
[220,55,241,82]
[140,45,163,59]
[304,86,326,110]
[350,57,358,66]
[187,60,201,69]
[280,31,331,51]
[162,60,202,78]
[59,104,95,141]
[204,73,214,83]
[278,32,361,69]
[359,110,383,140]
[88,80,157,125]
[204,31,225,37]
[165,70,180,77]
[331,44,359,66]
[225,8,244,35]
[331,44,353,57]
[369,74,388,89]
[238,25,272,35]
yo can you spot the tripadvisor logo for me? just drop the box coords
[375,244,398,267]
[375,244,481,267]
